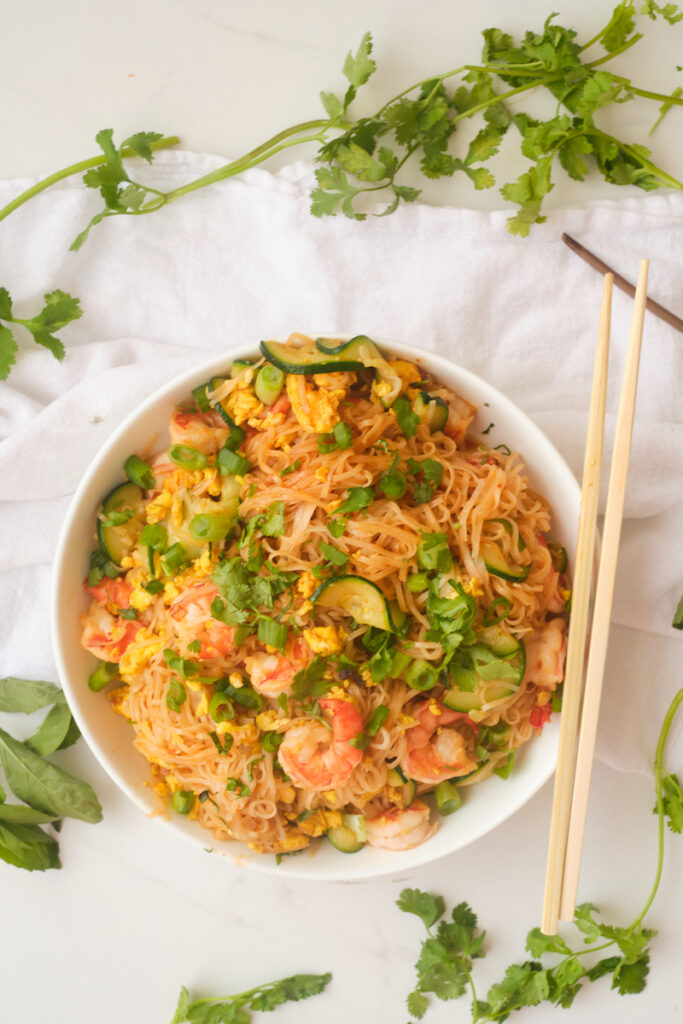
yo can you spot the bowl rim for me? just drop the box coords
[51,334,580,880]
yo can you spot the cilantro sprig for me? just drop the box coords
[2,5,683,377]
[400,681,683,1022]
[170,972,332,1024]
[0,288,82,381]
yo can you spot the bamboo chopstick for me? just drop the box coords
[559,259,649,921]
[540,273,613,936]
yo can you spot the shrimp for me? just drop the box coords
[244,636,311,696]
[277,697,363,791]
[444,393,477,444]
[365,801,437,851]
[402,700,478,784]
[523,618,567,689]
[170,581,234,659]
[81,603,140,662]
[85,576,132,610]
[169,407,228,454]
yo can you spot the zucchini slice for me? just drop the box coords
[412,391,449,432]
[386,767,417,808]
[327,813,367,853]
[260,335,402,406]
[230,359,254,379]
[164,476,241,562]
[443,637,526,713]
[548,541,568,573]
[209,376,240,428]
[480,541,531,582]
[97,482,145,566]
[311,575,405,632]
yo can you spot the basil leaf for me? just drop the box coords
[0,727,102,823]
[0,821,61,872]
[25,703,75,756]
[0,803,61,824]
[0,677,66,713]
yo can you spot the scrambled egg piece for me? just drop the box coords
[286,374,345,434]
[195,693,209,717]
[361,668,376,688]
[536,689,552,707]
[303,625,346,655]
[129,579,154,612]
[118,628,164,679]
[108,686,131,718]
[297,572,317,599]
[397,713,417,729]
[249,410,285,432]
[278,785,297,804]
[315,464,329,482]
[388,359,423,391]
[224,380,263,425]
[298,809,343,837]
[248,833,310,854]
[216,720,259,745]
[461,576,484,598]
[371,378,393,405]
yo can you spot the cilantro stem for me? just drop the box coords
[162,119,345,203]
[584,33,644,65]
[0,135,180,223]
[630,685,683,930]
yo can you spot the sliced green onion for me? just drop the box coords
[261,731,284,752]
[366,705,389,736]
[333,421,353,449]
[209,691,235,723]
[87,661,118,692]
[348,731,371,750]
[191,382,212,412]
[406,572,430,593]
[389,651,411,678]
[434,780,462,816]
[255,364,285,405]
[143,579,165,595]
[223,424,246,452]
[482,596,512,628]
[257,618,288,652]
[231,686,264,712]
[217,447,251,476]
[189,513,235,542]
[161,542,187,575]
[139,523,167,551]
[405,658,439,691]
[280,459,302,477]
[171,790,195,814]
[166,680,187,712]
[123,454,155,490]
[318,433,337,454]
[225,777,250,797]
[209,731,233,755]
[168,445,208,470]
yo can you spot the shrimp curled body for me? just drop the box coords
[365,801,437,851]
[278,698,363,791]
[402,700,477,785]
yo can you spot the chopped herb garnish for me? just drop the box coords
[335,486,374,516]
[673,592,683,630]
[417,531,453,573]
[328,517,347,538]
[225,777,250,797]
[292,656,332,700]
[319,540,349,568]
[494,443,511,456]
[257,617,289,652]
[394,395,420,439]
[87,549,119,587]
[100,507,135,528]
[142,578,164,595]
[209,731,233,756]
[163,649,200,679]
[261,501,286,538]
[482,422,495,435]
[166,679,187,712]
[118,607,138,620]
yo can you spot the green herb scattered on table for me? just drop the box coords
[1,2,682,379]
[0,677,102,871]
[170,972,332,1024]
[399,682,683,1021]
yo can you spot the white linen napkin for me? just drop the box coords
[1,150,681,775]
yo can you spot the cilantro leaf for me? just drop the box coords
[660,771,683,832]
[526,927,571,957]
[0,322,18,381]
[574,902,602,942]
[0,288,82,377]
[612,953,650,994]
[292,656,332,700]
[319,540,349,569]
[397,888,446,929]
[406,989,429,1019]
[261,501,286,538]
[335,486,374,516]
[672,592,683,629]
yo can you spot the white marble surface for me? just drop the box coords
[2,2,683,1023]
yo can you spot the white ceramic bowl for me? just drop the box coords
[52,337,579,880]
